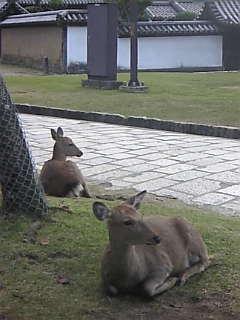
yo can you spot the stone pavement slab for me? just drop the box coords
[20,113,240,217]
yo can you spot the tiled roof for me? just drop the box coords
[0,1,8,14]
[1,9,219,37]
[146,2,177,20]
[204,0,240,26]
[0,1,9,21]
[119,20,219,37]
[58,9,87,23]
[180,1,205,16]
[1,1,206,21]
[0,9,87,26]
[145,0,205,21]
[18,0,105,6]
[0,1,29,21]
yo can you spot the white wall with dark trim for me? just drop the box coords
[67,26,87,66]
[118,35,223,70]
[67,26,223,70]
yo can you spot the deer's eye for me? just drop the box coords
[69,143,74,146]
[124,220,134,226]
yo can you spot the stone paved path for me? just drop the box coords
[20,113,240,216]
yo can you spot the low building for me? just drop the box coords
[0,9,223,72]
[201,0,240,70]
[0,0,239,72]
[0,10,88,72]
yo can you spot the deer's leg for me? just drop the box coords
[66,184,81,197]
[143,275,178,297]
[105,284,119,297]
[178,259,210,286]
[66,191,75,197]
[81,183,91,198]
[143,265,178,297]
[75,169,91,198]
[72,184,82,197]
[68,183,91,198]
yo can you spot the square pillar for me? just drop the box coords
[82,3,122,89]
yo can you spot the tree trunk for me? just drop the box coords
[128,0,140,87]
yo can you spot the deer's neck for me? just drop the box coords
[109,237,143,284]
[110,242,135,262]
[52,144,66,161]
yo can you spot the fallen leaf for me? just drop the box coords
[169,303,183,309]
[56,275,70,285]
[39,237,49,246]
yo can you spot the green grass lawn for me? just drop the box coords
[0,196,240,320]
[5,72,240,127]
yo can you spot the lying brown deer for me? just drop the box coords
[40,127,90,198]
[93,191,209,297]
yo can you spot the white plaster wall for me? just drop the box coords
[67,26,87,66]
[117,35,223,70]
[67,26,223,70]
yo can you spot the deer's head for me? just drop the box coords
[51,127,83,160]
[93,191,161,246]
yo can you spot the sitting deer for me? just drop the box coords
[40,127,90,198]
[92,191,209,297]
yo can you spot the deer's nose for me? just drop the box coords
[77,151,83,157]
[153,235,161,244]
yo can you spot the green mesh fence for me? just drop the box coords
[0,75,48,217]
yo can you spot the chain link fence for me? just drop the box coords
[0,75,48,217]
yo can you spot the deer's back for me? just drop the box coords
[40,159,83,196]
[102,215,208,290]
[143,216,208,273]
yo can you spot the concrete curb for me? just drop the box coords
[16,103,240,140]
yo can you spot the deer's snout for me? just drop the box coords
[77,150,83,157]
[153,235,161,244]
[146,235,161,246]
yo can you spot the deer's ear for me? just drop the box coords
[126,190,147,209]
[92,202,110,221]
[51,129,58,140]
[57,127,64,137]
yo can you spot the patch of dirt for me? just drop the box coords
[87,181,137,202]
[0,315,10,320]
[0,63,43,76]
[87,180,178,203]
[86,292,239,320]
